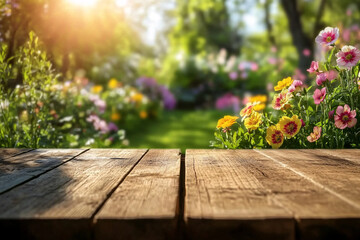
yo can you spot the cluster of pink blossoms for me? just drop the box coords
[309,27,358,132]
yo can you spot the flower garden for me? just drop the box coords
[0,1,359,151]
[213,27,360,149]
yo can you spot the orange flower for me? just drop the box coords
[216,115,239,129]
[140,111,148,119]
[307,126,321,142]
[111,112,121,121]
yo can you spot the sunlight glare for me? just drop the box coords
[67,0,98,7]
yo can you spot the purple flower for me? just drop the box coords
[107,122,119,132]
[229,72,238,80]
[159,86,176,110]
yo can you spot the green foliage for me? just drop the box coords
[0,32,58,147]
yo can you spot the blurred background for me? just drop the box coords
[0,0,359,151]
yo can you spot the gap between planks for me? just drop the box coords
[90,149,149,222]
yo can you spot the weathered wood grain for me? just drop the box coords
[185,149,360,240]
[0,149,87,194]
[255,149,360,240]
[95,149,181,240]
[0,149,147,240]
[0,148,33,160]
[185,149,294,240]
[318,149,360,164]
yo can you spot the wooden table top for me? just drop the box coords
[0,148,359,240]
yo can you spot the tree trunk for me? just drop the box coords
[280,0,312,76]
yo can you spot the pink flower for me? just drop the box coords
[240,72,248,79]
[313,88,326,105]
[334,104,357,129]
[293,68,306,82]
[315,27,339,46]
[268,57,277,65]
[307,126,321,142]
[343,29,351,42]
[229,72,238,80]
[336,45,360,68]
[326,70,338,81]
[316,72,327,86]
[250,62,258,71]
[288,80,303,93]
[307,61,319,74]
[215,93,240,113]
[303,48,311,56]
[328,110,334,119]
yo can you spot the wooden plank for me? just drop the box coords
[255,149,360,240]
[0,149,147,240]
[0,149,86,194]
[95,149,181,240]
[318,149,360,164]
[0,148,32,160]
[185,149,294,240]
[185,149,360,240]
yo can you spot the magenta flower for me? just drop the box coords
[336,45,360,68]
[300,119,306,127]
[108,122,119,132]
[302,48,311,56]
[316,72,327,86]
[315,27,339,46]
[328,110,334,119]
[334,104,357,129]
[307,61,319,74]
[288,80,303,93]
[313,88,326,105]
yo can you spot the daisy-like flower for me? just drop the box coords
[274,77,293,91]
[244,112,262,131]
[265,125,284,149]
[307,61,319,74]
[288,80,303,93]
[336,45,360,68]
[334,104,357,129]
[240,103,254,118]
[216,115,239,129]
[278,115,302,138]
[272,90,292,110]
[313,87,326,105]
[315,27,339,46]
[307,126,322,142]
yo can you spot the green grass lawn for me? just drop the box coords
[114,110,230,152]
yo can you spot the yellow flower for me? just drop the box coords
[140,111,148,119]
[91,85,103,93]
[274,77,293,91]
[253,103,266,111]
[244,112,262,131]
[111,112,121,121]
[108,78,119,89]
[216,115,239,129]
[278,115,302,138]
[132,93,143,102]
[266,125,284,149]
[249,95,267,103]
[240,104,253,118]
